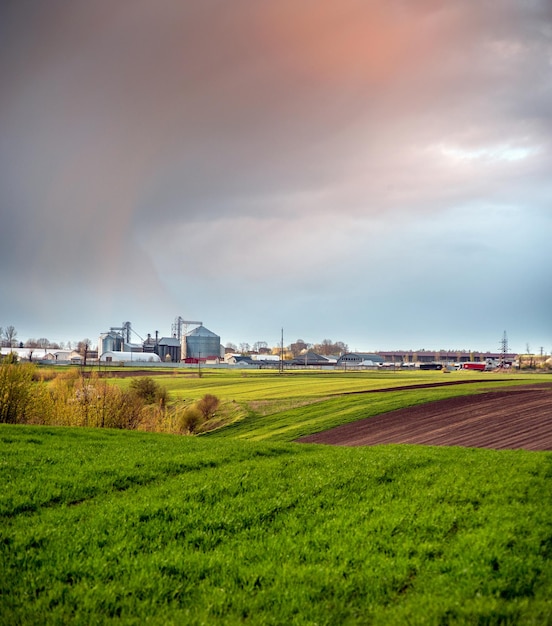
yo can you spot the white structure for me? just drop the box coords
[0,347,82,363]
[41,350,83,364]
[99,351,161,364]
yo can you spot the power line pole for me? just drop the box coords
[499,330,509,369]
[279,328,284,374]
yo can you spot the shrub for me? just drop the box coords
[129,377,168,406]
[197,393,220,420]
[101,387,145,429]
[33,367,57,382]
[174,394,220,435]
[177,404,205,434]
[0,361,35,423]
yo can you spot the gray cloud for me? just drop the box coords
[1,0,551,350]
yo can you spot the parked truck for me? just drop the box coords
[462,362,487,371]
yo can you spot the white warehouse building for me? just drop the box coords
[99,351,161,364]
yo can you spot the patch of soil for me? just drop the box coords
[91,369,189,378]
[296,384,552,451]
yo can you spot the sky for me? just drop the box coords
[1,0,551,354]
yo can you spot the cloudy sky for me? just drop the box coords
[1,0,551,353]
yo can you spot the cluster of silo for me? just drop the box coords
[183,325,221,361]
[98,331,124,355]
[99,320,222,363]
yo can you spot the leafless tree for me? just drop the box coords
[313,339,349,356]
[77,339,91,366]
[4,325,17,348]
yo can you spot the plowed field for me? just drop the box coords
[297,384,552,451]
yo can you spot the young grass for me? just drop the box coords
[1,424,551,624]
[205,381,548,442]
[105,368,551,436]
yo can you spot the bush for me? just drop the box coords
[177,405,205,434]
[0,361,35,423]
[100,387,145,429]
[33,367,58,382]
[175,394,220,435]
[129,377,168,406]
[197,393,220,420]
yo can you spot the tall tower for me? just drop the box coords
[499,331,509,368]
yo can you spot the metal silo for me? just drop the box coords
[184,325,221,361]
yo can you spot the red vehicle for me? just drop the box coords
[462,362,486,371]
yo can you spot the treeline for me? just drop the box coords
[232,339,349,358]
[0,358,218,434]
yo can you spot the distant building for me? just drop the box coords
[376,350,518,364]
[183,325,221,362]
[99,351,161,364]
[98,331,123,354]
[336,353,384,368]
[291,351,336,367]
[0,347,82,363]
[225,355,255,366]
[155,337,181,363]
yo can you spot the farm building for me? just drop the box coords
[98,331,124,354]
[377,350,518,364]
[154,337,181,363]
[99,351,161,364]
[183,325,222,362]
[291,352,336,367]
[337,353,384,368]
[0,347,82,363]
[225,355,255,366]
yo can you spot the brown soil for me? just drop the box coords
[91,369,195,378]
[296,384,552,451]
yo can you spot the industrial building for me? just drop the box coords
[99,351,161,364]
[336,353,385,367]
[376,350,518,366]
[183,325,222,362]
[98,318,222,364]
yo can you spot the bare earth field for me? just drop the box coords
[297,384,552,451]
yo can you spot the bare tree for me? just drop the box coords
[239,342,251,355]
[37,338,50,349]
[313,339,349,356]
[4,325,17,348]
[77,339,91,366]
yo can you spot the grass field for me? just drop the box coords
[2,369,552,624]
[113,368,551,439]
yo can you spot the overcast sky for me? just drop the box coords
[1,1,551,353]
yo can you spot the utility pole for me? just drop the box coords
[279,328,284,374]
[499,331,509,369]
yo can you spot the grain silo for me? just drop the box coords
[183,325,221,362]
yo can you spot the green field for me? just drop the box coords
[112,368,549,440]
[2,370,552,624]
